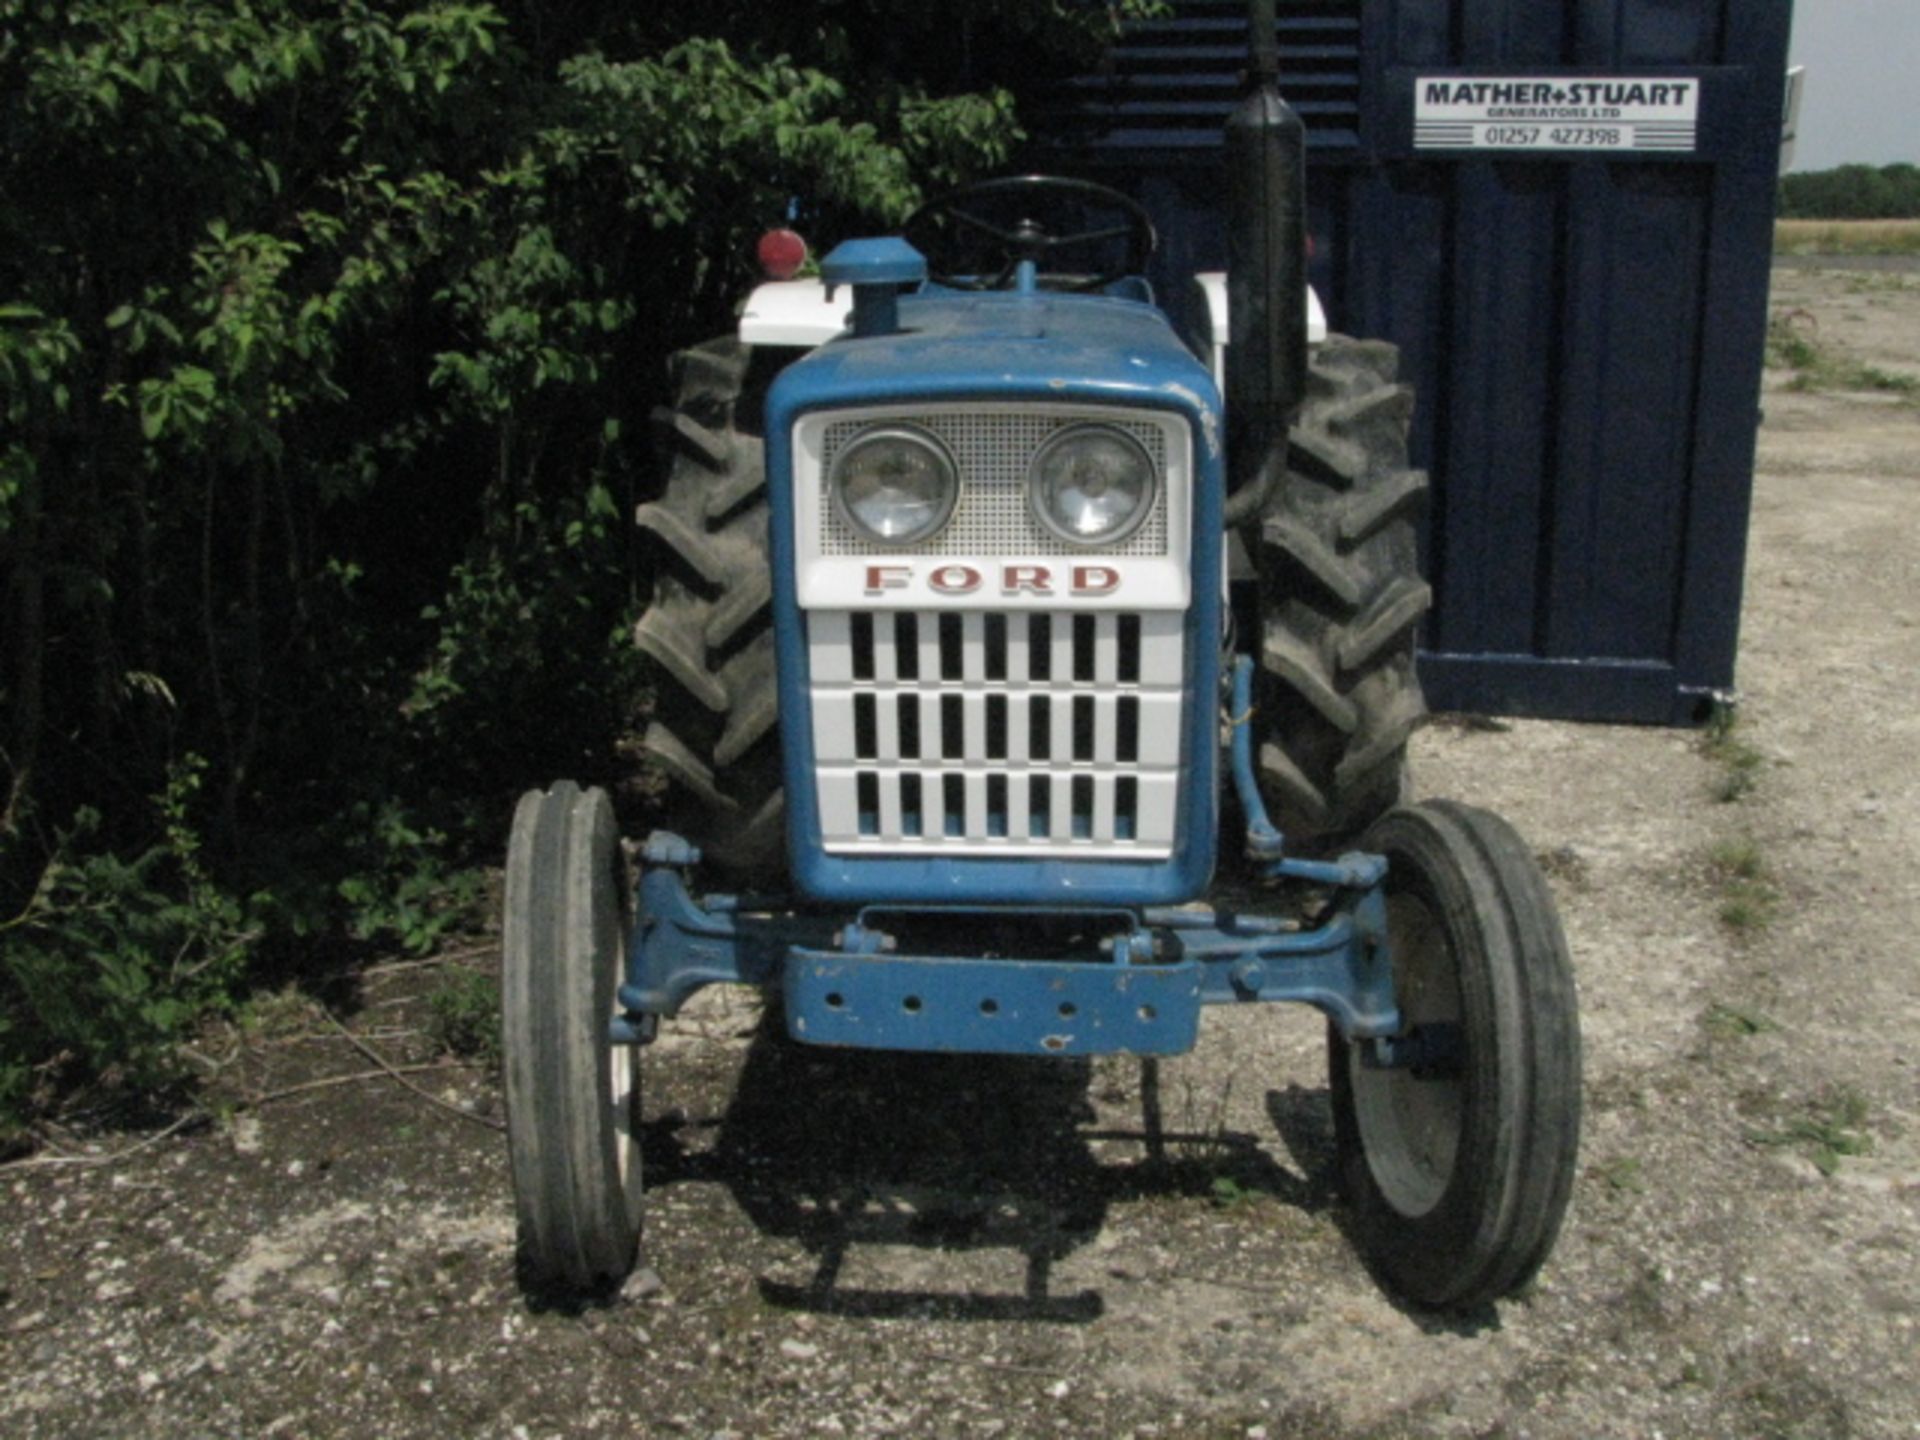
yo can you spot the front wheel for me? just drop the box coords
[1330,800,1582,1311]
[503,782,643,1292]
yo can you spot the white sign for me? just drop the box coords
[1415,76,1699,153]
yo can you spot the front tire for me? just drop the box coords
[1330,800,1582,1311]
[503,782,643,1292]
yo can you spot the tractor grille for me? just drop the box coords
[807,609,1186,858]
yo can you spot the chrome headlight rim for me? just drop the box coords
[1026,422,1160,549]
[828,423,961,547]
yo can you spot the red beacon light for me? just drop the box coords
[757,228,808,281]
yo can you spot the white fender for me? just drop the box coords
[738,280,851,347]
[1191,273,1329,392]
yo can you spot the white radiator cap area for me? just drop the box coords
[739,280,851,347]
[1191,273,1329,392]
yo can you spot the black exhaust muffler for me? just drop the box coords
[1222,0,1308,526]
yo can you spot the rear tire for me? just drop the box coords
[631,337,784,876]
[1329,800,1582,1311]
[503,782,643,1292]
[1256,336,1430,848]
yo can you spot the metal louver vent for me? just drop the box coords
[808,610,1186,858]
[1037,0,1363,152]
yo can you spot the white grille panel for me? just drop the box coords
[809,610,1185,859]
[818,411,1170,559]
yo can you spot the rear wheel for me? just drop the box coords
[503,782,642,1291]
[631,337,784,877]
[1256,336,1430,848]
[1329,800,1582,1311]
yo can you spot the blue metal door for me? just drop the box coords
[1036,0,1794,724]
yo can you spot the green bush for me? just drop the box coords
[1,760,256,1122]
[335,807,487,957]
[0,0,1160,1124]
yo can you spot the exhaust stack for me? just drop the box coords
[1222,0,1308,525]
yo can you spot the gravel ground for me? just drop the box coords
[3,263,1916,1438]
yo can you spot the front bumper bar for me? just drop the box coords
[617,834,1399,1059]
[786,949,1204,1056]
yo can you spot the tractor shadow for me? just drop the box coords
[642,1009,1340,1324]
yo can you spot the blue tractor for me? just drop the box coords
[502,0,1581,1312]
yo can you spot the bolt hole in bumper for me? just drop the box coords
[787,948,1200,1055]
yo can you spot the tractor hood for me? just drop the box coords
[760,282,1230,910]
[776,290,1222,423]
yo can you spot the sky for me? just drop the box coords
[1786,0,1920,171]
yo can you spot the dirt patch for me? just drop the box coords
[3,264,1917,1438]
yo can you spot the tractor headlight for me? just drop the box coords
[1028,424,1157,547]
[829,426,960,546]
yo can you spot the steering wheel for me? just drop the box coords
[901,175,1158,292]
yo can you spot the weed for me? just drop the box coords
[1765,312,1920,403]
[0,1050,26,1141]
[1701,1001,1778,1039]
[1840,272,1913,296]
[1536,844,1590,887]
[1209,1174,1256,1210]
[1699,705,1765,802]
[238,985,318,1040]
[1705,834,1778,936]
[1619,1264,1675,1332]
[427,968,501,1066]
[1591,1155,1646,1195]
[1717,896,1769,932]
[1708,837,1766,880]
[1764,313,1823,372]
[1717,883,1778,934]
[1854,362,1920,398]
[1714,754,1763,811]
[1165,1070,1239,1167]
[1747,1087,1873,1176]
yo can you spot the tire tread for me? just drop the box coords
[504,783,641,1293]
[1328,800,1581,1312]
[631,337,785,876]
[1256,335,1431,849]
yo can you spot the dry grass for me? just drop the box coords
[1775,219,1920,256]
